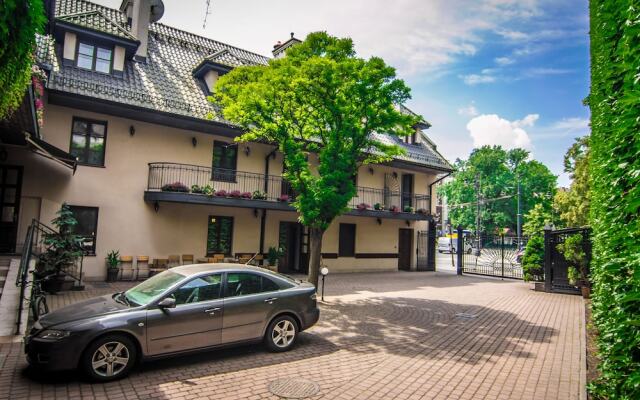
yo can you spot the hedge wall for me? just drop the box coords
[589,1,640,398]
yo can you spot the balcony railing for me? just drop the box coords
[147,162,430,214]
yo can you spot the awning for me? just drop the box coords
[25,133,78,172]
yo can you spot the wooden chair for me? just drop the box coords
[212,253,225,263]
[168,254,180,268]
[119,256,134,280]
[181,254,194,265]
[149,258,168,277]
[136,256,150,280]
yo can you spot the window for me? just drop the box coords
[172,274,221,305]
[212,141,237,182]
[76,42,112,73]
[69,206,99,255]
[207,216,233,255]
[339,223,356,257]
[70,118,107,166]
[224,273,280,297]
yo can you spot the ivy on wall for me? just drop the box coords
[0,0,45,118]
[589,1,640,398]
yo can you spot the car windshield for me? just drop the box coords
[125,270,185,306]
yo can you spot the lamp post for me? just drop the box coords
[517,172,522,250]
[320,267,329,302]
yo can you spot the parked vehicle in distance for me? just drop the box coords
[25,264,319,382]
[437,237,473,254]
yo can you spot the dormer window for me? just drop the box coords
[77,42,113,74]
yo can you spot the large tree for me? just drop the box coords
[214,32,417,286]
[439,146,556,234]
[554,135,590,227]
[0,0,45,118]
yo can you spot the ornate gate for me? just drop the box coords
[416,222,435,271]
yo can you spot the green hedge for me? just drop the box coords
[589,1,640,398]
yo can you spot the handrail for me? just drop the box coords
[147,162,432,213]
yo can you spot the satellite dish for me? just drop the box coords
[149,0,165,23]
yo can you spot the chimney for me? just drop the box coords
[120,0,165,60]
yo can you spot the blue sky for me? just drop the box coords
[98,0,590,186]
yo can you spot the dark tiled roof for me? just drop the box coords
[36,0,450,171]
[57,10,137,41]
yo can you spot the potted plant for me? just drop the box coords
[252,190,267,200]
[203,185,214,196]
[215,189,227,197]
[241,191,252,199]
[404,205,414,213]
[191,184,204,194]
[36,203,84,294]
[356,203,370,211]
[106,250,120,282]
[278,194,290,202]
[416,208,428,215]
[266,246,283,271]
[373,203,384,211]
[161,182,189,192]
[389,205,400,213]
[229,190,242,198]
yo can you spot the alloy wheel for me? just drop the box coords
[91,341,130,377]
[272,319,296,348]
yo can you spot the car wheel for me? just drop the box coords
[81,334,137,382]
[31,296,48,320]
[265,315,298,352]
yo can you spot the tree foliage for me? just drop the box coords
[439,146,557,234]
[588,1,640,397]
[522,235,544,282]
[555,136,590,227]
[0,0,46,118]
[214,32,417,285]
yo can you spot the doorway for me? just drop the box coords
[278,222,308,274]
[0,166,23,253]
[398,228,413,271]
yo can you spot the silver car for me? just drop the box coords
[25,264,319,381]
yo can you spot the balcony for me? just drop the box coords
[144,163,431,220]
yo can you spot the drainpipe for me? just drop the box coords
[428,171,452,212]
[260,147,278,255]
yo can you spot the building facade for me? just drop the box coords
[1,0,452,280]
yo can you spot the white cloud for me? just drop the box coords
[550,117,589,131]
[460,74,497,85]
[467,114,535,150]
[525,67,573,76]
[495,56,515,66]
[495,29,529,41]
[458,102,480,117]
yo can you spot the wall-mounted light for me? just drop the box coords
[129,125,135,136]
[192,137,197,147]
[253,208,259,218]
[368,167,374,175]
[392,171,398,179]
[154,201,159,213]
[244,146,251,156]
[376,218,382,225]
[405,220,411,227]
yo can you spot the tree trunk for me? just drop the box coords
[307,227,324,287]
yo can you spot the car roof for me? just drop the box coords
[170,263,284,278]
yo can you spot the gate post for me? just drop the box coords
[501,233,505,280]
[456,225,463,275]
[543,225,552,292]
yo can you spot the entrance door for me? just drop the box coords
[0,166,23,253]
[278,222,308,274]
[398,228,413,271]
[401,174,414,210]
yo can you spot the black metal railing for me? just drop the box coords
[15,219,84,334]
[458,233,528,280]
[147,162,431,214]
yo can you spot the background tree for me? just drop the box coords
[439,146,556,234]
[554,135,590,227]
[0,0,46,118]
[214,32,417,286]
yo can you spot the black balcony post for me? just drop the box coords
[456,225,464,275]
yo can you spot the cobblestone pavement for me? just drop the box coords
[0,272,585,400]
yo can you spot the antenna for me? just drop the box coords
[203,0,212,29]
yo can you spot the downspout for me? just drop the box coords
[259,147,278,255]
[428,172,452,214]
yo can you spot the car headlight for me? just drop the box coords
[37,329,71,340]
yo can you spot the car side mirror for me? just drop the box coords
[157,297,176,309]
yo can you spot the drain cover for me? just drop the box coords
[268,377,320,399]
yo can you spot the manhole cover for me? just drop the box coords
[268,377,320,399]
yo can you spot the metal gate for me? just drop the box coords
[544,227,591,294]
[417,221,436,271]
[458,230,525,279]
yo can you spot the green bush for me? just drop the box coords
[522,235,544,282]
[589,1,640,398]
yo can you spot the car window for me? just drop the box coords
[262,276,280,292]
[171,274,222,305]
[125,270,185,306]
[225,273,280,297]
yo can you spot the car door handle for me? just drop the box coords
[204,307,221,314]
[264,298,278,303]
